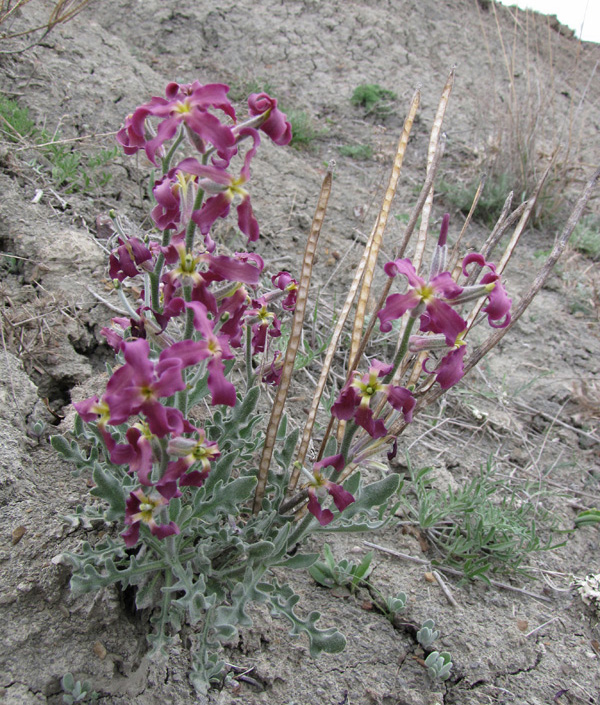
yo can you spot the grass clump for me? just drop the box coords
[570,215,600,260]
[351,83,397,118]
[0,95,118,194]
[286,108,318,149]
[400,459,564,581]
[338,143,373,161]
[439,173,516,227]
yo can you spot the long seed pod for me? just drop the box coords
[412,68,454,274]
[337,88,421,445]
[252,167,333,514]
[287,221,377,493]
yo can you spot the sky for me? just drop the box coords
[496,0,600,43]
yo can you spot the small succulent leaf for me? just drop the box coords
[308,562,335,588]
[61,673,75,692]
[575,509,600,527]
[323,543,336,572]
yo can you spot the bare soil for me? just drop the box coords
[1,1,599,704]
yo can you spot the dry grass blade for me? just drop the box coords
[464,158,553,332]
[0,0,93,48]
[447,174,487,274]
[252,168,333,514]
[413,68,454,273]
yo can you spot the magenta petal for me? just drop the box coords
[387,385,416,423]
[420,299,466,346]
[122,338,153,379]
[378,291,421,332]
[73,396,101,423]
[207,357,236,407]
[313,453,345,474]
[431,346,467,390]
[192,193,232,235]
[158,340,205,370]
[121,523,140,547]
[383,258,425,289]
[430,271,463,300]
[307,489,334,526]
[142,401,185,438]
[150,521,180,540]
[247,93,292,146]
[237,196,259,242]
[355,405,387,438]
[481,273,512,328]
[462,252,492,276]
[208,253,262,284]
[179,469,210,488]
[326,482,355,513]
[331,386,359,421]
[177,157,232,185]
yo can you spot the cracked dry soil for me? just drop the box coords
[1,1,600,703]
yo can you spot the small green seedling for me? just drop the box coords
[574,509,600,528]
[417,619,440,648]
[385,591,407,615]
[424,651,453,681]
[309,544,373,593]
[61,673,98,704]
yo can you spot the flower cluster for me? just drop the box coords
[321,215,511,493]
[74,81,313,542]
[378,214,511,390]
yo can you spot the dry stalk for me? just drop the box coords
[0,0,94,54]
[336,88,420,447]
[252,167,333,514]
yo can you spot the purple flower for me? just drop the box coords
[411,332,468,390]
[155,428,219,499]
[247,93,292,146]
[109,237,153,282]
[246,296,282,354]
[122,489,179,547]
[108,424,155,486]
[103,338,203,436]
[271,271,298,310]
[116,81,236,166]
[306,454,355,526]
[182,129,261,243]
[378,257,465,346]
[185,302,237,406]
[461,254,512,328]
[331,361,415,439]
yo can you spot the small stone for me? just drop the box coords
[11,526,26,545]
[93,641,107,660]
[424,572,436,583]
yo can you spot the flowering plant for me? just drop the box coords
[51,73,594,693]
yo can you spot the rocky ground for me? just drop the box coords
[1,1,599,703]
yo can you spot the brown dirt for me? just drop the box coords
[1,1,599,704]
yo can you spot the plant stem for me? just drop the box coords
[383,314,416,385]
[161,131,184,174]
[245,323,255,388]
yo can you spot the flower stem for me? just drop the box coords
[383,315,416,385]
[340,419,359,464]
